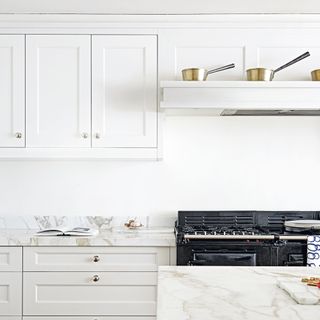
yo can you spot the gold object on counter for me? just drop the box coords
[124,218,143,229]
[311,69,320,81]
[301,277,320,286]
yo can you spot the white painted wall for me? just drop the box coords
[1,116,320,217]
[1,0,320,14]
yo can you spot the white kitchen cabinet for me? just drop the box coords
[0,35,25,147]
[0,272,22,315]
[24,246,169,271]
[159,28,320,82]
[24,271,157,316]
[92,35,158,148]
[26,35,91,148]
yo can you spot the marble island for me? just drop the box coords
[157,266,320,320]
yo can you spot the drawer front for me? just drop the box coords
[0,247,22,271]
[0,273,22,315]
[24,247,169,271]
[24,272,157,316]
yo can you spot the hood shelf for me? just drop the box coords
[160,81,320,116]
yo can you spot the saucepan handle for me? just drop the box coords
[273,51,310,74]
[207,63,235,75]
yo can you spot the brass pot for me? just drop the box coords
[311,69,320,81]
[246,51,310,81]
[182,63,235,81]
[246,68,274,81]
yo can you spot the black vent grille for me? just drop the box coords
[178,211,319,228]
[267,214,308,226]
[181,211,255,227]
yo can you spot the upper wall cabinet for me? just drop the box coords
[0,35,25,147]
[159,28,320,81]
[26,35,91,148]
[92,35,157,148]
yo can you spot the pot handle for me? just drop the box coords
[273,51,310,74]
[207,63,235,75]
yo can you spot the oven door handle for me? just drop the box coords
[188,260,207,266]
[284,260,304,266]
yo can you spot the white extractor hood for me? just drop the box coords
[160,81,320,116]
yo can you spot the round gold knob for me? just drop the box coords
[93,255,100,262]
[15,132,22,139]
[93,275,100,282]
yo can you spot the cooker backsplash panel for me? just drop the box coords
[1,116,320,226]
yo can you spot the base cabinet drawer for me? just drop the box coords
[24,247,169,271]
[24,272,157,316]
[0,247,22,271]
[0,273,22,315]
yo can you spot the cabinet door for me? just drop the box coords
[0,35,25,147]
[26,35,91,147]
[92,35,157,148]
[0,273,22,315]
[24,272,157,316]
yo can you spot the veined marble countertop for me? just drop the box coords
[0,228,175,247]
[157,266,320,320]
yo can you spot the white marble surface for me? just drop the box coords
[0,227,175,247]
[157,266,320,320]
[0,214,176,230]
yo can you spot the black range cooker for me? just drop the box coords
[176,211,320,266]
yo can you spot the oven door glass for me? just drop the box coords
[191,252,256,266]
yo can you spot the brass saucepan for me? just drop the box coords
[182,63,235,81]
[247,51,310,81]
[311,69,320,81]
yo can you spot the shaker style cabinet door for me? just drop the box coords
[92,35,157,148]
[0,273,22,315]
[26,35,91,147]
[0,35,25,147]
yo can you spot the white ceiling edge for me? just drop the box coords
[1,0,320,14]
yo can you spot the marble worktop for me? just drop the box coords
[157,266,320,320]
[0,228,175,247]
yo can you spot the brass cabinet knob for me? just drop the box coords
[15,132,22,139]
[95,133,100,139]
[93,255,100,262]
[82,132,89,139]
[93,275,100,282]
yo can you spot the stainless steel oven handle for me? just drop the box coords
[188,260,207,266]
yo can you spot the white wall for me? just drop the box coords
[1,116,320,217]
[1,0,320,14]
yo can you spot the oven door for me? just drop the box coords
[189,251,256,266]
